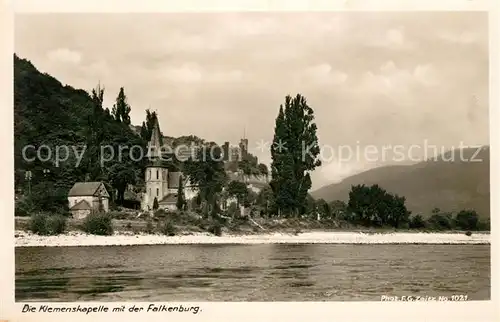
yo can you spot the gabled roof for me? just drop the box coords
[68,182,109,197]
[70,199,92,210]
[168,172,182,189]
[159,193,177,204]
[168,171,196,188]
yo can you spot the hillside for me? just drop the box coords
[14,54,147,211]
[311,147,490,218]
[14,54,267,213]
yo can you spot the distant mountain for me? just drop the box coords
[311,147,490,218]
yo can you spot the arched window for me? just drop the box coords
[156,188,159,197]
[156,170,159,180]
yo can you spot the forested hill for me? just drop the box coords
[14,54,146,212]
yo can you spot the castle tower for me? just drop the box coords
[239,138,248,160]
[144,117,169,210]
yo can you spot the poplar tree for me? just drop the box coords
[176,175,186,211]
[112,87,131,125]
[269,94,321,217]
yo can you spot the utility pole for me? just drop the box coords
[25,170,32,196]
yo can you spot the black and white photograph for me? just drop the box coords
[2,1,496,318]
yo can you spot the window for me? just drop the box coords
[156,170,159,180]
[148,188,151,196]
[156,188,159,197]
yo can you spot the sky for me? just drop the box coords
[14,12,489,190]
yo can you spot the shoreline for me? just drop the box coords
[15,230,490,247]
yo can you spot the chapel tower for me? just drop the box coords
[144,118,169,210]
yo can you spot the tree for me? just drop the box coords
[258,163,269,179]
[427,211,453,230]
[109,163,136,205]
[183,143,227,218]
[140,109,162,144]
[244,189,257,208]
[347,184,410,228]
[409,214,426,229]
[455,210,479,231]
[227,180,248,208]
[176,175,186,211]
[315,198,332,220]
[238,153,260,178]
[112,87,131,124]
[153,197,159,211]
[330,200,347,219]
[269,94,321,217]
[304,194,317,219]
[256,185,275,217]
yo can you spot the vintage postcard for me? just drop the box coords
[0,0,498,321]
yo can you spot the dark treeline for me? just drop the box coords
[14,55,147,215]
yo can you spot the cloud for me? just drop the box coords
[158,33,226,54]
[157,63,243,84]
[295,64,348,86]
[438,31,479,44]
[367,26,415,50]
[316,160,374,184]
[359,61,439,96]
[46,48,82,64]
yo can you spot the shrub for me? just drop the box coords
[29,213,67,236]
[154,209,167,219]
[398,221,410,230]
[159,220,176,236]
[45,215,67,235]
[109,211,129,220]
[82,212,113,236]
[208,220,223,236]
[29,213,49,235]
[144,220,154,234]
[409,214,426,229]
[455,210,479,231]
[196,218,210,230]
[153,197,159,210]
[477,219,490,231]
[465,231,472,236]
[15,198,36,217]
[426,213,453,230]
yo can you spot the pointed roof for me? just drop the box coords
[68,182,109,197]
[147,117,163,158]
[159,193,178,205]
[70,199,92,210]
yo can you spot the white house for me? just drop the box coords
[68,181,110,218]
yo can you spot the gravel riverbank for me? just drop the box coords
[14,230,490,247]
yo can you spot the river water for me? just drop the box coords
[15,244,490,301]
